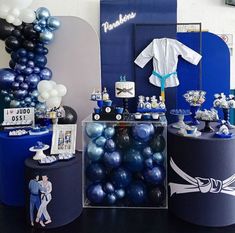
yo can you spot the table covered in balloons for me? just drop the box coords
[0,130,52,206]
[82,115,167,208]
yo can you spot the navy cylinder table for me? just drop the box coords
[168,123,235,227]
[25,153,82,229]
[0,131,52,206]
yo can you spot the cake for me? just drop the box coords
[115,81,135,98]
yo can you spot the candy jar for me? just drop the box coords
[137,96,145,109]
[151,96,158,109]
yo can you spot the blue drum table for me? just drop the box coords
[25,153,82,229]
[0,130,52,206]
[168,123,235,227]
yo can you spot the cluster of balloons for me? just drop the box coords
[85,123,166,206]
[37,80,67,109]
[0,0,35,26]
[0,4,60,109]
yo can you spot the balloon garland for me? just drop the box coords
[0,1,61,110]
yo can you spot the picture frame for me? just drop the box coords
[226,0,235,6]
[51,124,77,155]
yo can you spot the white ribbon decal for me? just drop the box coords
[169,157,235,197]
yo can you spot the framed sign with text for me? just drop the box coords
[3,107,35,127]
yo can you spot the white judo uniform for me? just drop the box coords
[134,38,202,90]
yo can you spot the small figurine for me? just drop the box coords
[151,96,158,109]
[137,96,145,109]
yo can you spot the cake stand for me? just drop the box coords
[170,109,191,129]
[29,144,50,160]
[198,119,218,133]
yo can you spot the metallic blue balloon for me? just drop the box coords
[25,74,40,88]
[20,100,26,107]
[34,25,42,32]
[115,189,125,199]
[86,163,106,182]
[0,68,16,90]
[27,52,35,60]
[86,123,104,138]
[127,182,147,205]
[15,64,26,73]
[40,30,54,44]
[17,48,27,57]
[34,55,47,68]
[144,166,166,185]
[34,67,41,74]
[40,68,52,80]
[23,67,33,75]
[152,153,164,165]
[36,7,51,19]
[103,151,122,168]
[12,81,20,90]
[39,19,47,28]
[14,89,28,100]
[10,100,20,108]
[111,167,132,188]
[36,103,46,110]
[30,102,36,107]
[20,82,29,90]
[15,75,24,83]
[124,149,144,172]
[86,184,106,204]
[145,158,153,169]
[18,57,28,65]
[105,139,116,152]
[4,96,11,103]
[87,142,104,162]
[132,140,146,149]
[103,182,115,194]
[24,97,32,104]
[150,135,166,153]
[104,126,115,139]
[47,17,61,31]
[105,193,117,205]
[132,124,153,142]
[1,90,8,96]
[30,90,39,99]
[27,61,35,68]
[143,147,153,158]
[95,136,107,147]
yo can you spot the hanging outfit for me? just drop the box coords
[134,38,202,101]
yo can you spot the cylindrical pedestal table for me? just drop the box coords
[168,123,235,227]
[25,153,82,229]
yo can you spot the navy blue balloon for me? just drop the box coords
[34,54,47,68]
[23,67,33,75]
[105,139,116,152]
[14,89,28,100]
[17,48,27,57]
[95,136,107,147]
[149,186,166,206]
[104,127,115,139]
[40,67,52,80]
[144,166,166,185]
[34,67,41,74]
[0,68,16,90]
[15,75,24,83]
[127,182,147,205]
[152,153,164,165]
[105,193,117,205]
[43,47,48,55]
[20,82,29,90]
[145,158,153,169]
[15,64,26,73]
[9,60,15,69]
[12,81,20,90]
[150,135,166,153]
[115,189,125,199]
[18,57,28,65]
[87,142,104,161]
[132,124,154,142]
[25,74,40,88]
[103,151,122,168]
[86,184,106,204]
[11,52,19,62]
[132,140,146,150]
[124,149,144,172]
[111,167,132,188]
[103,182,115,194]
[86,163,106,182]
[143,147,153,158]
[27,52,35,60]
[27,61,35,68]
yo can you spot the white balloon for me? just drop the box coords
[0,4,10,18]
[46,97,62,109]
[11,8,20,17]
[37,80,53,93]
[13,18,22,26]
[56,84,67,97]
[41,91,50,100]
[1,0,33,9]
[38,95,46,103]
[50,81,57,87]
[6,14,15,23]
[20,8,35,23]
[50,89,59,97]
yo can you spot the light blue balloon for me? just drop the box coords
[39,19,47,28]
[30,102,36,107]
[40,30,54,44]
[4,96,11,103]
[36,103,46,110]
[115,189,125,199]
[31,90,39,99]
[95,136,107,147]
[36,7,51,19]
[47,17,61,31]
[1,90,8,96]
[86,123,104,138]
[10,100,20,108]
[24,97,32,104]
[104,127,115,139]
[87,142,104,161]
[34,25,42,32]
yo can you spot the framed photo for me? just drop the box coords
[51,124,77,154]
